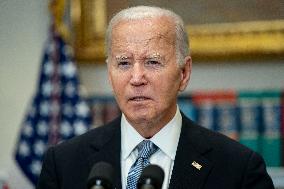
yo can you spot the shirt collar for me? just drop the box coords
[151,108,182,160]
[121,114,144,160]
[121,106,182,160]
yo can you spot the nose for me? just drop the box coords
[130,63,147,86]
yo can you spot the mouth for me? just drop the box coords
[128,96,151,102]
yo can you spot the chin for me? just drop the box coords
[125,111,153,124]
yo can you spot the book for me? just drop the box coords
[215,102,238,140]
[192,90,238,140]
[260,90,282,167]
[178,95,196,121]
[281,90,284,166]
[192,91,216,131]
[238,91,262,154]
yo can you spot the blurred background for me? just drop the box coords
[0,0,284,188]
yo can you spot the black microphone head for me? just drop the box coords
[87,161,114,189]
[138,164,165,189]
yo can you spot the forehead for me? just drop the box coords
[111,17,176,53]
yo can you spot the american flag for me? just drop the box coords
[14,29,92,186]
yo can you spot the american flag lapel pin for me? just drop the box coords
[191,161,202,170]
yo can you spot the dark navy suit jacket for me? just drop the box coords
[37,114,274,189]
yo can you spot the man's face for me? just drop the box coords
[108,17,191,129]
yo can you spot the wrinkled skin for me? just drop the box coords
[108,16,192,138]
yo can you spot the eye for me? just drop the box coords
[146,60,160,65]
[145,60,163,69]
[118,61,130,66]
[117,61,131,69]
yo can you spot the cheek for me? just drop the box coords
[112,79,125,95]
[110,69,125,86]
[109,72,129,99]
[158,69,181,88]
[152,74,180,99]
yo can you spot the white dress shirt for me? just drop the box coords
[121,107,182,189]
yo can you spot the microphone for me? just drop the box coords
[87,162,114,189]
[137,164,165,189]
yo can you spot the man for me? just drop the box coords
[37,6,274,189]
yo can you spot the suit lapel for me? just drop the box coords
[169,115,214,189]
[83,115,214,189]
[86,117,122,189]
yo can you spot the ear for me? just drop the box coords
[178,56,192,92]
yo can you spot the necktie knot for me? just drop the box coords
[137,140,158,159]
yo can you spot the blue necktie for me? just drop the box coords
[126,140,158,189]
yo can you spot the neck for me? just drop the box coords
[126,107,177,138]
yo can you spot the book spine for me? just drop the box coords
[215,103,238,140]
[260,91,281,167]
[178,96,196,122]
[238,92,262,154]
[281,91,284,166]
[196,102,215,131]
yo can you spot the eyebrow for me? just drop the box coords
[114,53,165,61]
[146,53,165,61]
[115,55,131,61]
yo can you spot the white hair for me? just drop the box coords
[105,6,190,65]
